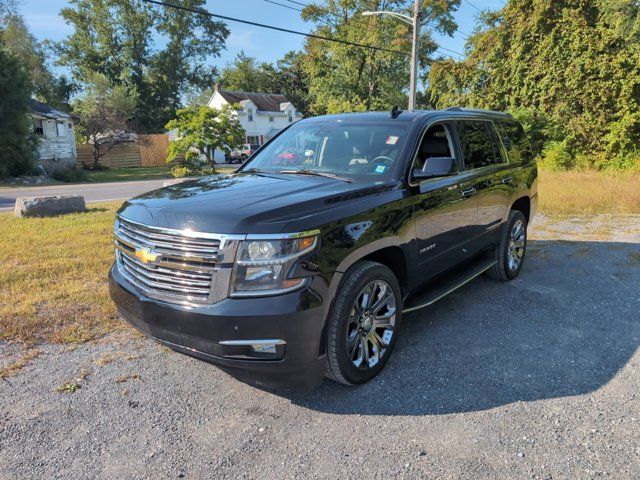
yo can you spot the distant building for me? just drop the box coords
[29,99,78,172]
[207,85,303,161]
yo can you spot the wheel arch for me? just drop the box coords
[511,195,531,223]
[318,238,410,357]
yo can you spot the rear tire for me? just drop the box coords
[487,210,528,281]
[325,261,402,385]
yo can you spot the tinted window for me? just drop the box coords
[456,120,502,169]
[414,124,455,171]
[496,121,534,163]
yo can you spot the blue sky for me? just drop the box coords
[20,0,505,70]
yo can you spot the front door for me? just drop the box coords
[410,122,479,283]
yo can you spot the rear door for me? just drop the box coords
[455,119,514,248]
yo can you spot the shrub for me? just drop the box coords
[539,141,573,170]
[170,165,198,178]
[509,107,565,157]
[51,168,87,183]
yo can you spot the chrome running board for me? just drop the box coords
[402,258,497,314]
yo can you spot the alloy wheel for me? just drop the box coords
[507,219,526,272]
[346,280,397,370]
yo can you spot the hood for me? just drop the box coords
[117,172,399,234]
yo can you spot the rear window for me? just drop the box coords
[456,120,503,169]
[495,121,534,163]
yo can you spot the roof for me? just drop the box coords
[29,99,77,120]
[216,89,294,112]
[302,108,513,125]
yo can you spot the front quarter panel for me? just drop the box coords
[298,189,416,347]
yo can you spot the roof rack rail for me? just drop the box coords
[444,106,513,117]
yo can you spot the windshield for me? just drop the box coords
[241,121,411,181]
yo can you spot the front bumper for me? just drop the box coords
[109,264,328,389]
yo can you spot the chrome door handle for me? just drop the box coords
[461,188,476,197]
[501,176,512,184]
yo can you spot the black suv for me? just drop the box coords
[109,108,538,388]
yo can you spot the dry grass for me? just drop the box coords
[538,169,640,215]
[0,202,124,346]
[115,373,140,384]
[0,349,41,379]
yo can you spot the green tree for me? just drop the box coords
[214,50,310,115]
[0,11,75,109]
[217,51,273,93]
[428,0,640,170]
[57,0,229,132]
[300,0,461,114]
[165,105,244,174]
[72,73,138,169]
[0,45,36,177]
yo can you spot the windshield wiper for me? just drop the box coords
[278,169,353,183]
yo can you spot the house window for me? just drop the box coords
[33,119,44,136]
[248,108,253,122]
[56,121,66,137]
[246,135,260,145]
[269,116,274,123]
[68,123,73,129]
[288,111,293,122]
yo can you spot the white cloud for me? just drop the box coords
[226,30,255,50]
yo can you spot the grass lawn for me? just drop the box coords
[83,165,237,183]
[0,165,239,189]
[0,202,123,351]
[1,168,638,372]
[84,166,174,183]
[538,169,640,215]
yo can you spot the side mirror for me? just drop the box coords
[412,157,457,181]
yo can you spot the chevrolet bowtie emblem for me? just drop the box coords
[134,246,161,265]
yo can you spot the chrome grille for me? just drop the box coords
[114,216,239,305]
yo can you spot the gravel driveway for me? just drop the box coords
[1,215,639,479]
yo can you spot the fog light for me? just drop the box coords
[251,343,277,354]
[219,339,286,359]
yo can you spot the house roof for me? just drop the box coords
[29,99,77,120]
[216,89,294,113]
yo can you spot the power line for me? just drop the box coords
[261,0,465,58]
[463,0,482,12]
[436,45,464,56]
[281,0,311,6]
[142,0,407,55]
[264,0,302,12]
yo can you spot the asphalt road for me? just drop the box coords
[0,179,176,211]
[1,215,639,479]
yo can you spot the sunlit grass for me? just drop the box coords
[538,169,640,215]
[0,202,123,346]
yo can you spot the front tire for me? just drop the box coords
[487,210,528,281]
[325,261,402,385]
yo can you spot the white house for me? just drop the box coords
[29,99,78,172]
[207,85,303,160]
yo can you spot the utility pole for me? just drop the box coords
[363,0,421,111]
[408,0,420,111]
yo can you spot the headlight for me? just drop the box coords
[230,232,319,296]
